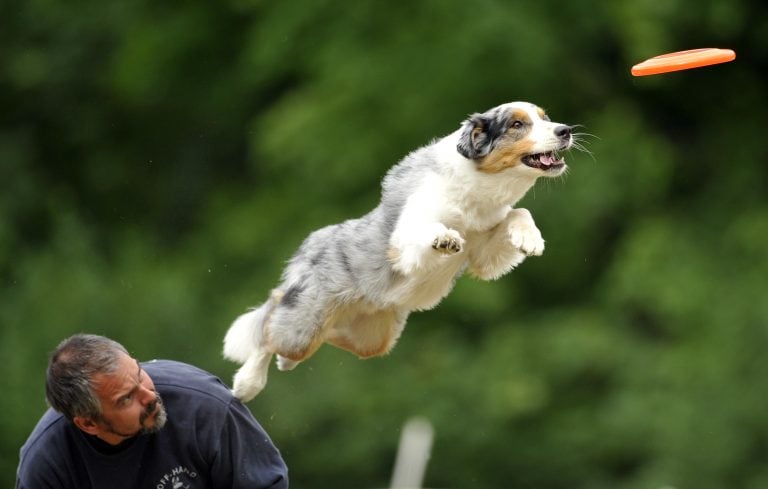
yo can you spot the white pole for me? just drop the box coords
[390,417,434,489]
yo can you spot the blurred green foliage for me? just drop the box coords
[2,0,768,488]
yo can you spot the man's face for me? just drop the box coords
[79,352,167,445]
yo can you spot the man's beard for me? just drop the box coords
[103,393,167,438]
[138,393,167,434]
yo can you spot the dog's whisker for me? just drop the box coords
[573,132,600,142]
[568,131,598,162]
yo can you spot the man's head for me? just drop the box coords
[46,334,167,445]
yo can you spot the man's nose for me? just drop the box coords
[138,385,157,405]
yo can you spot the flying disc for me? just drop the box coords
[631,48,736,76]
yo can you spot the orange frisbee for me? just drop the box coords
[631,48,736,76]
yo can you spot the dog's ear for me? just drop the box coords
[457,114,505,160]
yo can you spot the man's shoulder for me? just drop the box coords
[142,359,234,406]
[19,408,73,468]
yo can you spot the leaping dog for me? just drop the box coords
[224,101,575,401]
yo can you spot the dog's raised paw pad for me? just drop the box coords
[432,237,462,253]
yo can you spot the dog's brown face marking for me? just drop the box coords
[477,140,537,173]
[507,109,533,132]
[476,109,535,174]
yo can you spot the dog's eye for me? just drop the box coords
[511,120,524,129]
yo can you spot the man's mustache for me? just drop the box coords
[140,395,163,423]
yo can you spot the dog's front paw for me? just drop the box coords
[389,224,465,275]
[507,209,545,256]
[432,229,464,254]
[509,227,544,256]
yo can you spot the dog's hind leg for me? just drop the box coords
[263,286,328,365]
[275,355,299,371]
[232,348,273,402]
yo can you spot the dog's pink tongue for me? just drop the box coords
[540,154,556,166]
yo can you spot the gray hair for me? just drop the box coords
[45,334,129,421]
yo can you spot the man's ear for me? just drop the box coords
[456,114,505,159]
[73,416,100,436]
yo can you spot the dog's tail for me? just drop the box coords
[223,307,265,363]
[223,291,281,363]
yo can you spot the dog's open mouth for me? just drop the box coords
[522,151,565,171]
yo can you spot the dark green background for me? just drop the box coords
[3,1,767,488]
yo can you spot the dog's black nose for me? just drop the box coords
[555,125,572,140]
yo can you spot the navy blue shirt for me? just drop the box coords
[16,360,288,489]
